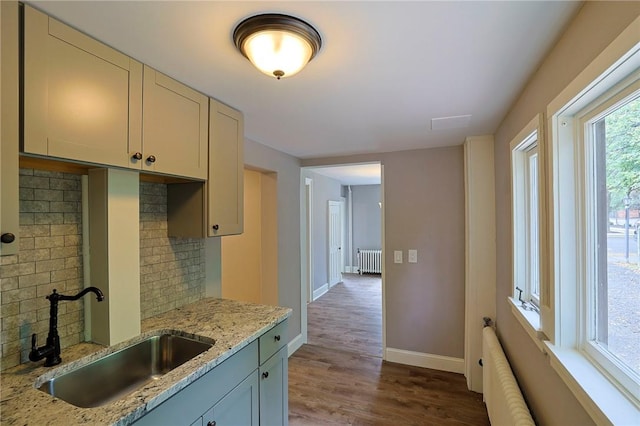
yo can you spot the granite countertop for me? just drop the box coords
[0,298,291,425]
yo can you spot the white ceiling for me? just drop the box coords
[28,1,581,162]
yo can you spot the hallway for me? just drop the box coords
[307,273,382,357]
[288,274,489,425]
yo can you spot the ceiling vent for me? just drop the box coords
[431,114,472,130]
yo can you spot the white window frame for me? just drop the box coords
[542,18,640,424]
[510,114,548,351]
[578,83,640,404]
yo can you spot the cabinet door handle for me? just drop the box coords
[212,224,219,231]
[207,422,216,426]
[146,155,156,163]
[274,335,281,342]
[262,371,269,379]
[1,233,15,244]
[131,152,143,160]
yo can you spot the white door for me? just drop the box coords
[328,201,342,287]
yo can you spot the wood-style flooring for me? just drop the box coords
[307,274,383,357]
[289,273,489,425]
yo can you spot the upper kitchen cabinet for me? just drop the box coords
[208,99,244,236]
[22,5,143,168]
[140,66,208,180]
[1,0,20,256]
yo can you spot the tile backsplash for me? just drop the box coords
[139,182,204,319]
[1,169,84,370]
[0,170,205,371]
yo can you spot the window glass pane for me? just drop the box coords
[594,94,640,378]
[528,151,540,301]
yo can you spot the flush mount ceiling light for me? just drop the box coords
[233,13,322,80]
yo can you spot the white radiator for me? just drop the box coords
[358,249,382,274]
[482,326,535,426]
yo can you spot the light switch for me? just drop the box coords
[408,249,418,263]
[394,250,403,264]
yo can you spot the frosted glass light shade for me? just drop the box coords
[234,14,321,80]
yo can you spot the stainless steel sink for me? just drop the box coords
[37,333,214,408]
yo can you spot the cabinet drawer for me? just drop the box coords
[259,320,287,364]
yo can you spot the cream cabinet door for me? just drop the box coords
[142,66,208,180]
[1,0,20,256]
[208,99,244,237]
[23,5,142,168]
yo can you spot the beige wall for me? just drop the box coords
[244,138,302,340]
[493,2,640,425]
[222,169,278,305]
[303,146,466,358]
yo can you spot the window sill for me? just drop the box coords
[508,297,546,352]
[544,342,640,426]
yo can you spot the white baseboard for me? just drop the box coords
[288,333,304,357]
[385,347,465,374]
[313,283,328,300]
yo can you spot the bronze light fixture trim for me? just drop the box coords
[233,13,322,80]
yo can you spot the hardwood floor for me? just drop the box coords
[307,274,382,357]
[289,274,489,425]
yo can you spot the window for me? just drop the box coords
[546,31,640,423]
[580,89,640,399]
[511,114,544,312]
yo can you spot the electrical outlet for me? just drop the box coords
[408,249,418,263]
[394,250,403,264]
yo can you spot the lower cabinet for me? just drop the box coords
[134,319,288,426]
[259,346,288,426]
[194,371,259,426]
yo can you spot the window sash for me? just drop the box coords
[525,147,541,306]
[576,82,640,402]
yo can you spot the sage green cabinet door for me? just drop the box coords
[208,99,244,236]
[142,66,208,179]
[1,0,20,256]
[203,370,259,426]
[23,5,142,168]
[259,346,288,426]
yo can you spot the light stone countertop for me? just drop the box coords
[0,298,292,425]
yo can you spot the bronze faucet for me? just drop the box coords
[29,287,104,367]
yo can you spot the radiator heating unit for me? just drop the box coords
[358,249,382,275]
[482,325,534,426]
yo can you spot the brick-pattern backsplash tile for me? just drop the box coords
[139,182,205,320]
[0,169,83,370]
[0,173,206,371]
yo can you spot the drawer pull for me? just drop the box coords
[274,335,281,342]
[207,422,216,426]
[262,371,269,379]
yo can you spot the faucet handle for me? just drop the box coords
[31,333,37,351]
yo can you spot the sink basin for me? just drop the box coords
[38,333,214,408]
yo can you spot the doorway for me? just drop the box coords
[301,163,384,357]
[221,168,278,305]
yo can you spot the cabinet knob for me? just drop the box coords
[146,155,156,163]
[212,224,219,231]
[1,233,15,244]
[207,422,216,426]
[131,152,143,160]
[262,371,269,379]
[274,335,281,342]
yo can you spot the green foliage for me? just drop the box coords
[606,96,640,210]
